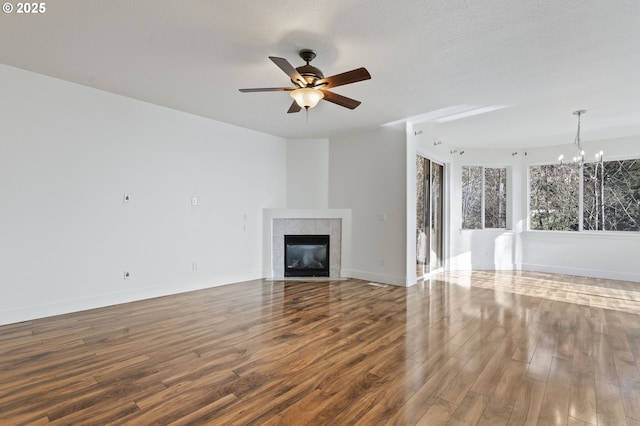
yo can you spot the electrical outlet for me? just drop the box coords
[123,271,131,280]
[191,197,198,206]
[192,262,198,272]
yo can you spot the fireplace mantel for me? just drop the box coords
[262,209,352,279]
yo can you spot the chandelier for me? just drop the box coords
[558,110,603,166]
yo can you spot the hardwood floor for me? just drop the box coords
[2,271,640,425]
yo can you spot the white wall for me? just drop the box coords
[3,64,637,326]
[328,125,407,286]
[286,138,329,208]
[412,120,640,282]
[405,126,454,285]
[0,64,287,325]
[521,137,640,281]
[446,147,523,271]
[521,232,640,281]
[410,124,523,274]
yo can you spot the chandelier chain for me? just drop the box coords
[574,111,583,151]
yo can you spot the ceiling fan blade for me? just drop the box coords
[315,68,371,89]
[269,56,307,88]
[239,87,295,93]
[287,101,302,114]
[322,90,362,109]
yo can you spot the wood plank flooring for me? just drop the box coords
[2,270,640,425]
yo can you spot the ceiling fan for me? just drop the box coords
[239,49,371,113]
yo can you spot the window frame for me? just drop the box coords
[527,155,640,233]
[462,165,509,230]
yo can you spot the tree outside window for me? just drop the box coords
[462,166,507,229]
[530,164,580,231]
[583,159,640,231]
[530,159,640,232]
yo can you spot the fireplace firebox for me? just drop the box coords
[284,235,330,277]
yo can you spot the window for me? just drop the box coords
[529,164,580,231]
[529,159,640,232]
[583,159,640,231]
[462,166,482,229]
[462,166,507,229]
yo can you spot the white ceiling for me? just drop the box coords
[1,0,639,148]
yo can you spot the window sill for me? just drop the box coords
[522,230,639,240]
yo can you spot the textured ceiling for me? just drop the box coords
[1,0,639,148]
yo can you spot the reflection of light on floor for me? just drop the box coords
[439,270,640,315]
[447,272,473,288]
[403,271,632,425]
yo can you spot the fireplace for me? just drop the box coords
[264,210,349,279]
[284,235,330,277]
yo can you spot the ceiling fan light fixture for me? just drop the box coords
[290,87,324,109]
[239,51,370,113]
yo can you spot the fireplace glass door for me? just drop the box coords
[284,235,330,277]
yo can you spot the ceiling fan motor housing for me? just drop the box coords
[296,50,323,86]
[295,64,324,86]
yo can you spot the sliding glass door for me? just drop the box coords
[417,156,444,276]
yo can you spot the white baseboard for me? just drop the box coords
[342,269,409,287]
[6,263,636,327]
[0,271,262,326]
[521,263,640,283]
[448,263,517,271]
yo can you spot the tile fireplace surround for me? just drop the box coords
[262,209,352,279]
